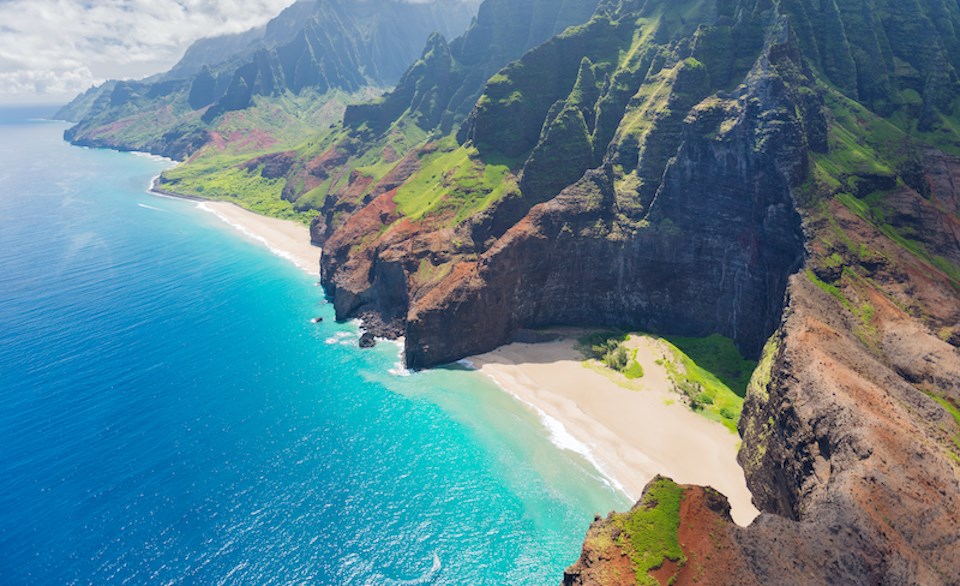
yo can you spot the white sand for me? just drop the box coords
[196,201,321,275]
[471,334,760,526]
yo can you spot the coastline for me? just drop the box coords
[150,184,321,276]
[142,160,755,526]
[470,334,760,526]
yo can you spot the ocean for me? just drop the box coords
[0,110,628,584]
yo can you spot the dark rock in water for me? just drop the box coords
[358,332,377,349]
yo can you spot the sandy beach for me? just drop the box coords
[194,201,321,276]
[471,334,760,526]
[154,192,756,524]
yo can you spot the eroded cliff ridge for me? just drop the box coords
[319,0,821,365]
[546,1,960,584]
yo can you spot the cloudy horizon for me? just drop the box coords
[0,0,301,105]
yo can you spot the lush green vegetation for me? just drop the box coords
[211,91,353,155]
[802,87,960,292]
[393,139,520,226]
[663,334,757,397]
[579,331,749,431]
[599,340,630,372]
[623,348,646,380]
[932,394,960,428]
[161,155,312,224]
[660,338,747,433]
[806,268,848,306]
[151,92,366,222]
[749,334,781,401]
[613,477,686,586]
[578,331,644,379]
[738,334,782,468]
[928,393,960,462]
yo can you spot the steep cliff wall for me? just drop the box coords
[565,264,960,585]
[323,2,818,367]
[343,0,602,135]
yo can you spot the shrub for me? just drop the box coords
[607,346,629,371]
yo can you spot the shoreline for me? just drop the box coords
[149,184,321,276]
[140,156,755,525]
[470,334,760,526]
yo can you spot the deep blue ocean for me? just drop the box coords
[0,108,627,584]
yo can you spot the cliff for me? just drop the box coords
[343,0,602,135]
[566,266,960,584]
[317,0,959,364]
[553,0,960,583]
[321,0,816,365]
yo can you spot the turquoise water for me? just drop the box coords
[0,114,628,584]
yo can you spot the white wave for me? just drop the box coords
[195,202,314,273]
[456,358,476,370]
[325,331,356,345]
[511,393,629,498]
[385,337,411,377]
[148,174,162,193]
[544,418,628,496]
[148,190,186,201]
[137,203,163,212]
[388,363,411,377]
[130,150,177,164]
[378,553,441,586]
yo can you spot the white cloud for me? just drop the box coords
[0,0,298,104]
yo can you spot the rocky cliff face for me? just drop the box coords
[343,0,601,134]
[301,0,608,251]
[551,1,960,582]
[322,1,819,367]
[566,264,960,585]
[317,0,960,368]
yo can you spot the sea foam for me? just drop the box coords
[523,398,629,497]
[196,202,315,274]
[385,337,411,377]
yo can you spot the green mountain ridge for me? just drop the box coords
[57,0,480,160]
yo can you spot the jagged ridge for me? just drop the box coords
[59,0,479,160]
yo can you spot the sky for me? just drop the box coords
[0,0,300,105]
